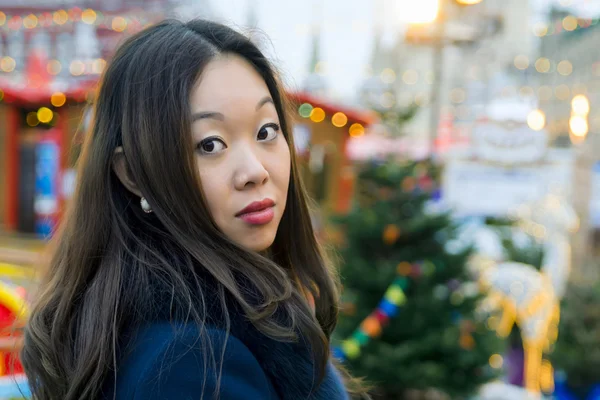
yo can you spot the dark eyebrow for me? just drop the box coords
[256,96,274,110]
[191,112,225,122]
[191,97,274,122]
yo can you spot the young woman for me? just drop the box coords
[21,19,367,400]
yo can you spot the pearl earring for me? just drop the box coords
[140,197,153,213]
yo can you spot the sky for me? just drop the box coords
[200,0,600,102]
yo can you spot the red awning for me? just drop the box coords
[287,91,377,126]
[0,50,98,107]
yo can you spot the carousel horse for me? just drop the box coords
[470,193,579,396]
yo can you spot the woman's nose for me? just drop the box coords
[233,147,269,190]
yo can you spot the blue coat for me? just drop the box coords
[101,264,350,400]
[103,322,349,399]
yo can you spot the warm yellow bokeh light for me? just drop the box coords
[26,112,39,127]
[349,123,365,137]
[47,60,62,75]
[0,12,6,26]
[456,0,482,4]
[112,16,127,32]
[527,109,546,131]
[562,16,578,31]
[82,9,97,24]
[380,68,396,84]
[514,55,529,70]
[23,14,38,29]
[570,115,588,137]
[51,92,67,107]
[535,58,551,73]
[0,56,16,73]
[572,95,590,115]
[37,107,53,124]
[402,69,419,85]
[555,85,570,101]
[399,0,439,24]
[380,92,396,108]
[53,10,68,25]
[70,60,85,76]
[309,107,326,123]
[557,60,573,76]
[92,59,107,74]
[489,354,504,369]
[533,22,548,37]
[331,112,348,128]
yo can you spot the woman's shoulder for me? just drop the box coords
[103,322,279,399]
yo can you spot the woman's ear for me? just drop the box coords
[112,146,143,197]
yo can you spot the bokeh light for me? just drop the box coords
[535,58,551,73]
[37,107,53,124]
[399,0,439,23]
[26,112,39,127]
[570,115,588,137]
[489,354,504,369]
[51,92,67,107]
[298,103,313,118]
[309,107,326,123]
[572,95,590,115]
[562,16,578,31]
[331,112,348,128]
[82,9,97,25]
[0,12,5,26]
[47,60,62,75]
[112,16,128,32]
[0,56,16,73]
[53,10,68,25]
[349,123,365,137]
[533,22,548,37]
[92,58,107,74]
[380,92,396,108]
[23,14,38,29]
[70,60,85,76]
[402,70,419,85]
[527,109,546,131]
[514,55,529,70]
[557,60,573,76]
[380,68,396,84]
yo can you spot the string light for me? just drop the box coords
[331,112,348,128]
[535,58,551,73]
[37,107,53,123]
[0,56,16,72]
[514,55,529,70]
[51,92,66,107]
[402,70,419,85]
[309,107,326,123]
[527,109,546,131]
[380,68,396,84]
[81,9,97,25]
[47,60,62,75]
[349,123,365,137]
[562,16,578,31]
[557,60,573,76]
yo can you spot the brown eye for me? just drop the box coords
[257,123,280,141]
[197,137,226,155]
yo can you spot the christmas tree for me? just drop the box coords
[332,159,504,400]
[551,280,600,399]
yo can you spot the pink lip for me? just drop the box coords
[236,199,275,225]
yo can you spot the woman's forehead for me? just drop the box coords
[190,55,271,113]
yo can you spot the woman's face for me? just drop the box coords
[190,54,291,252]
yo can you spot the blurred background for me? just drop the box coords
[0,0,599,399]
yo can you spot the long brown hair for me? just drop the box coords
[21,19,345,399]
